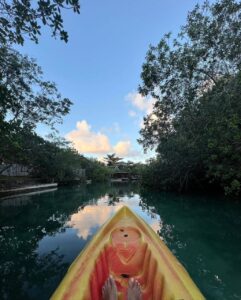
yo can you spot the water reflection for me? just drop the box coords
[0,184,241,300]
[67,194,161,240]
[0,188,57,207]
[0,184,161,300]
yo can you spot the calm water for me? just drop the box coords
[0,184,241,300]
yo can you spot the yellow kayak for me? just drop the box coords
[51,206,205,300]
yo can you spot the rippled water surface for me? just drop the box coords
[0,184,241,300]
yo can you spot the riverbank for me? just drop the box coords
[0,183,58,198]
[0,176,58,198]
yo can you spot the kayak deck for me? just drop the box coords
[51,206,205,300]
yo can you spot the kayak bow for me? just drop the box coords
[51,205,205,300]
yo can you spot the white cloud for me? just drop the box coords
[126,92,155,115]
[126,92,159,132]
[66,120,140,159]
[66,120,112,154]
[128,110,137,117]
[114,140,132,156]
[114,140,140,157]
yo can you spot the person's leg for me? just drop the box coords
[102,276,142,300]
[102,276,118,300]
[127,278,142,300]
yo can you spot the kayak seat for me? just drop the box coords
[90,226,173,300]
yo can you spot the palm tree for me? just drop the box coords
[104,153,123,167]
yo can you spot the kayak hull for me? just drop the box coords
[51,206,205,300]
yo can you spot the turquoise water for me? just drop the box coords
[0,184,241,299]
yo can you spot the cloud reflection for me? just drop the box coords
[67,195,161,240]
[68,205,122,239]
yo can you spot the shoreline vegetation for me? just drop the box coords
[1,0,241,198]
[138,0,241,198]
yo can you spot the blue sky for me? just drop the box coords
[17,0,205,162]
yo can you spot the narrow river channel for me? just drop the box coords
[0,184,240,300]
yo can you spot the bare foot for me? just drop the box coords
[102,276,118,300]
[127,278,142,300]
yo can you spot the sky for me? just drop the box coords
[17,0,205,162]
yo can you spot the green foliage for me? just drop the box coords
[0,121,112,183]
[142,73,241,196]
[32,139,84,181]
[0,122,82,180]
[117,160,145,176]
[139,0,241,150]
[0,46,72,128]
[0,0,80,45]
[139,0,241,197]
[0,45,74,180]
[0,0,84,183]
[84,158,112,182]
[202,75,241,195]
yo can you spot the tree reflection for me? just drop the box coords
[0,185,112,299]
[0,183,152,299]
